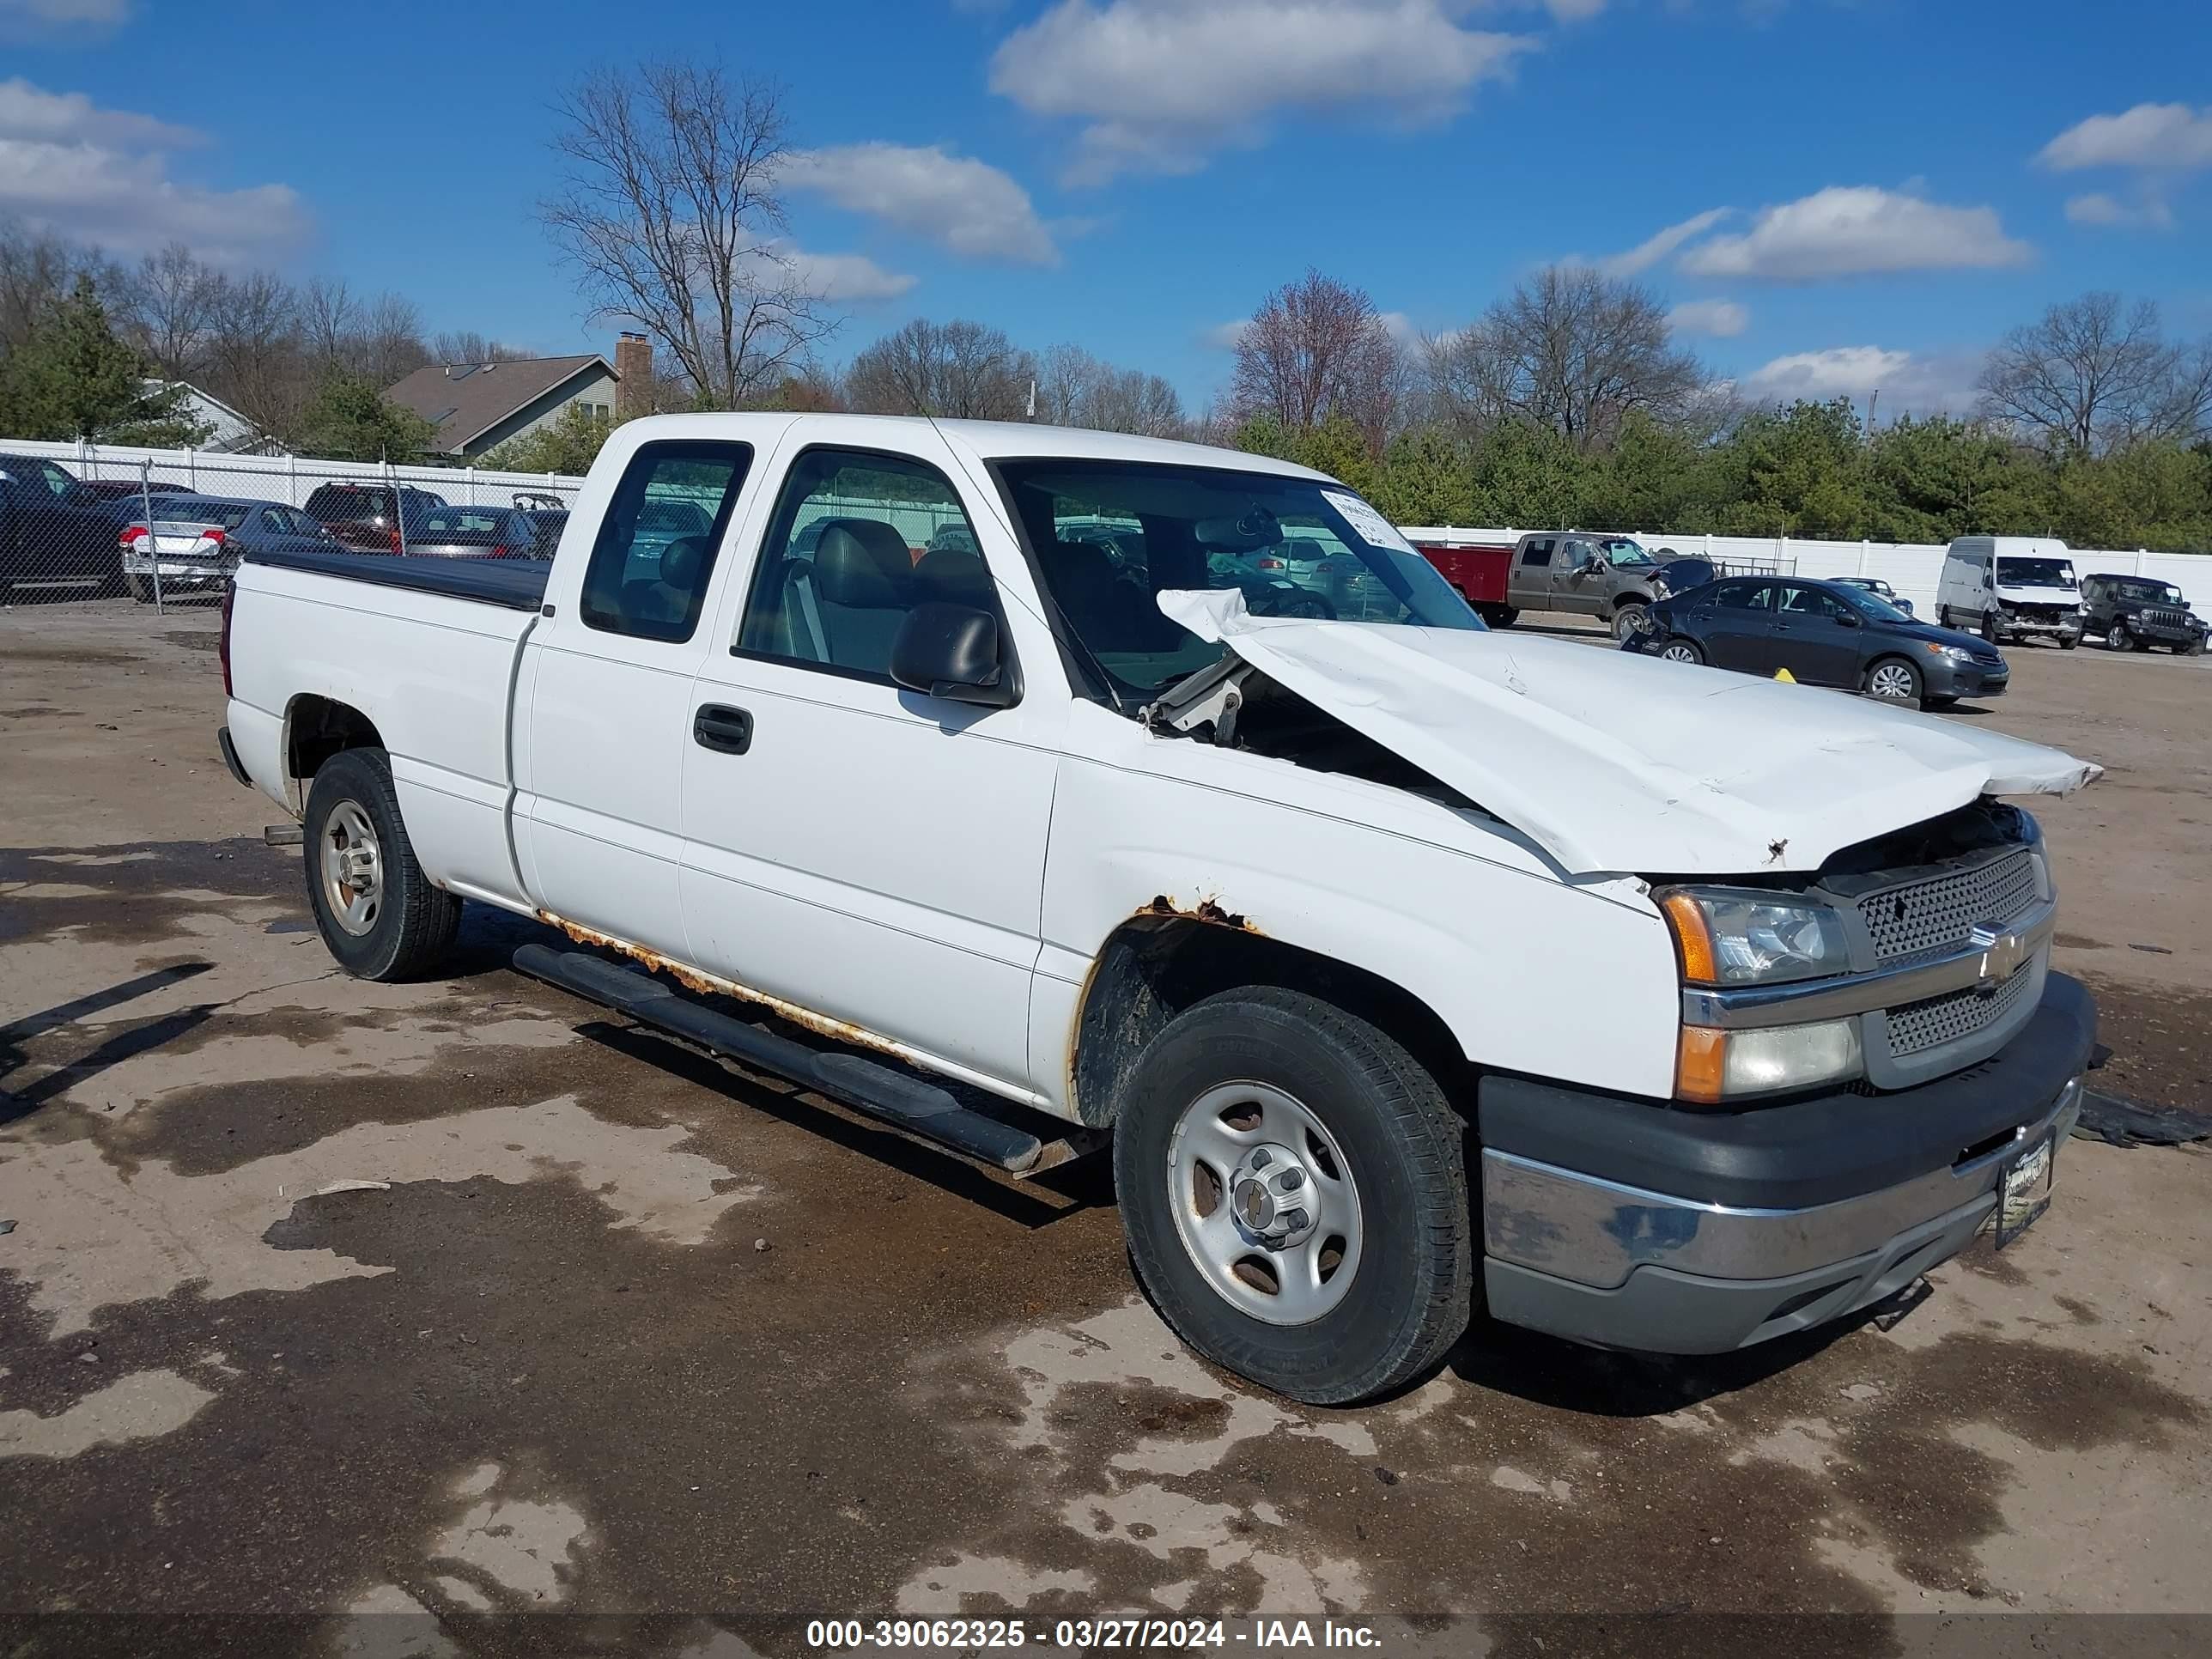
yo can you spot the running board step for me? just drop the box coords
[512,943,1048,1174]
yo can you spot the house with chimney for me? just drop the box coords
[385,337,648,460]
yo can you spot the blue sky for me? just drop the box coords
[4,0,2209,417]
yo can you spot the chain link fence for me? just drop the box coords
[0,439,586,617]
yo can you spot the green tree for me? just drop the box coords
[1370,426,1474,526]
[476,402,618,474]
[299,372,437,463]
[0,275,207,444]
[1467,419,1589,527]
[1702,399,1873,538]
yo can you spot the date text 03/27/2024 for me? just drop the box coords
[805,1619,1382,1650]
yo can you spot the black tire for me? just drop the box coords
[2185,635,2207,657]
[1479,605,1518,629]
[1938,606,1953,629]
[2059,635,2079,651]
[1863,654,1924,706]
[1113,987,1473,1406]
[1658,637,1705,665]
[126,574,154,605]
[302,747,460,981]
[1980,611,2001,644]
[1609,602,1648,642]
[2108,620,2136,653]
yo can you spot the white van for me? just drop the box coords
[1937,537,2083,648]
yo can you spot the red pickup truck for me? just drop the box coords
[1407,537,1516,626]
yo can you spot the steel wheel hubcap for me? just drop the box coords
[321,799,384,936]
[1166,1082,1362,1326]
[1870,665,1913,698]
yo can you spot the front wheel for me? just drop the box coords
[1113,987,1473,1406]
[1981,611,2002,644]
[303,746,460,981]
[2185,635,2207,657]
[1863,656,1924,706]
[1609,603,1647,642]
[1659,638,1705,665]
[2108,621,2137,653]
[2059,635,2079,651]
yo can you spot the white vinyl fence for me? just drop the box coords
[3,434,586,511]
[1401,527,2210,617]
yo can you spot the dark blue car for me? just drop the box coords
[1622,574,2008,710]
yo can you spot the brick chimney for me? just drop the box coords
[614,332,653,419]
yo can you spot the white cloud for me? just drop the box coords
[1668,297,1748,337]
[0,0,127,37]
[2039,104,2212,173]
[0,76,305,262]
[988,0,1534,185]
[2064,191,2174,230]
[1580,207,1731,276]
[779,143,1058,266]
[0,78,202,148]
[1678,185,2031,280]
[1737,344,1984,417]
[1200,318,1251,350]
[0,138,306,263]
[778,245,918,305]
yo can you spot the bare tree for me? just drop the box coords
[844,318,1035,420]
[125,243,221,379]
[1428,266,1707,452]
[1231,270,1401,444]
[1034,343,1185,436]
[355,294,429,387]
[202,270,304,439]
[428,329,533,365]
[0,217,121,354]
[1978,292,2212,453]
[541,60,837,409]
[299,276,359,368]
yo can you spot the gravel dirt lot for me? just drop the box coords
[3,600,2208,1656]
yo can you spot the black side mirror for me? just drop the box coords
[890,602,1015,708]
[1836,610,1863,628]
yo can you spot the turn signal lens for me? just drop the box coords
[1660,890,1717,983]
[1675,1019,1863,1103]
[1676,1025,1728,1104]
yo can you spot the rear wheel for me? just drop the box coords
[126,574,155,604]
[1113,987,1473,1406]
[1659,638,1704,665]
[1864,656,1923,706]
[303,747,460,981]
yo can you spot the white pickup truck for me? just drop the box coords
[219,414,2101,1404]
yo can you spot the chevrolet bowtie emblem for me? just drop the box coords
[1969,925,2027,993]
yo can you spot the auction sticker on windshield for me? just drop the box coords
[1323,489,1416,555]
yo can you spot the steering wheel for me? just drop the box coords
[1248,581,1336,621]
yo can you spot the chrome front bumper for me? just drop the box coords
[1481,1075,2083,1353]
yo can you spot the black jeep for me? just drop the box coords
[2081,573,2207,655]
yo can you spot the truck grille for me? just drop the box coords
[1858,849,2037,965]
[1883,960,2036,1056]
[2143,608,2192,633]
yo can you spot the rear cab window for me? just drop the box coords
[578,441,753,643]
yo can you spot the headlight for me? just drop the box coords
[1677,1018,1863,1103]
[1925,642,1976,664]
[1658,890,1848,986]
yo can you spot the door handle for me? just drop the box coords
[693,703,754,755]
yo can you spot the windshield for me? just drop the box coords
[1598,537,1655,568]
[1997,557,2076,589]
[2113,580,2182,605]
[996,459,1480,704]
[1835,585,1915,624]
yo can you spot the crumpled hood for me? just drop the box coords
[1158,589,2101,878]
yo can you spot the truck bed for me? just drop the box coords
[245,546,550,612]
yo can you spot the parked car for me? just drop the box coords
[303,482,449,554]
[79,477,192,514]
[0,453,130,600]
[1414,532,1686,636]
[1936,537,2082,647]
[1829,575,1914,617]
[219,412,2098,1406]
[2080,573,2207,655]
[399,504,547,561]
[118,495,338,601]
[1624,574,2008,708]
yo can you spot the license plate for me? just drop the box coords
[1995,1133,2055,1249]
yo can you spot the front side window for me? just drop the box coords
[996,458,1479,708]
[736,447,997,682]
[579,441,752,643]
